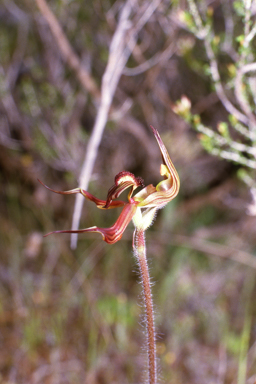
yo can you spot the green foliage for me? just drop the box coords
[174,0,256,188]
[199,133,215,152]
[233,1,246,17]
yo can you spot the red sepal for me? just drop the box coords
[44,202,137,244]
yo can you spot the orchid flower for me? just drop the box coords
[39,125,180,384]
[39,126,180,244]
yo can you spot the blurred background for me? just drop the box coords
[1,0,256,383]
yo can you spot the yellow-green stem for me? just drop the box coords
[134,229,156,384]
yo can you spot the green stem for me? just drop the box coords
[134,229,156,384]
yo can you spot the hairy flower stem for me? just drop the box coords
[134,229,156,384]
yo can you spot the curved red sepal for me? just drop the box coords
[44,202,137,244]
[38,179,126,209]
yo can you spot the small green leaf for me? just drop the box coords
[217,122,230,138]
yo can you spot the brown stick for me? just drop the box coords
[35,0,100,101]
[135,229,156,384]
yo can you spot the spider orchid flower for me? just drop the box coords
[39,126,180,244]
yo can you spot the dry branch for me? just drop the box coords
[35,0,100,101]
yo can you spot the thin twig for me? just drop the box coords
[235,61,256,128]
[35,0,100,101]
[195,123,256,156]
[245,21,256,45]
[123,40,175,76]
[4,0,29,89]
[203,36,249,125]
[211,148,256,169]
